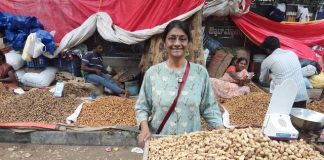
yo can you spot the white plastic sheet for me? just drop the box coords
[54,4,203,58]
[221,105,235,128]
[203,0,250,17]
[66,102,85,125]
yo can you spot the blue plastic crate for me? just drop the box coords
[26,55,51,68]
[57,57,81,77]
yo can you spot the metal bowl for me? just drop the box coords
[290,108,324,131]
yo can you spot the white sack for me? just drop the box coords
[5,50,25,70]
[21,67,58,88]
[15,69,26,83]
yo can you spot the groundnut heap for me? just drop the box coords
[77,96,136,127]
[222,92,271,126]
[149,128,323,160]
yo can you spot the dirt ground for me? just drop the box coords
[0,143,143,160]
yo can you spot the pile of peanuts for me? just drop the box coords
[0,89,82,123]
[246,83,264,93]
[0,88,13,102]
[307,100,324,113]
[63,83,90,97]
[222,92,271,127]
[149,128,323,160]
[77,96,136,127]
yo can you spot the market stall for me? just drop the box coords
[0,1,322,159]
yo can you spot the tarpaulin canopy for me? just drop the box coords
[231,12,324,62]
[52,7,202,57]
[203,0,251,17]
[0,0,204,43]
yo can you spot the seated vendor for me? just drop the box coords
[210,57,251,99]
[81,43,128,97]
[0,51,18,90]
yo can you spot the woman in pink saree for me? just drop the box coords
[210,57,251,99]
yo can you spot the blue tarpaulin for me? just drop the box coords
[0,12,55,54]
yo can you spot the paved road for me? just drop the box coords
[0,143,143,160]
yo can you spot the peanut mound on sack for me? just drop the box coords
[149,128,323,160]
[0,89,81,123]
[221,92,271,127]
[307,100,324,113]
[77,96,136,127]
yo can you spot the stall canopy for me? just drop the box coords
[0,0,204,57]
[231,12,324,62]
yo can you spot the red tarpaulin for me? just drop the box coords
[0,0,204,42]
[231,12,324,61]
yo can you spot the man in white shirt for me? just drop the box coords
[259,36,309,108]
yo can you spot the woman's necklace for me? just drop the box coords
[167,60,186,83]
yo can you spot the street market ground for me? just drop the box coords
[0,143,142,160]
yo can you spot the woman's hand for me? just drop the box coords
[238,80,244,86]
[137,121,151,148]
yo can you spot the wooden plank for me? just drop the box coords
[319,89,324,100]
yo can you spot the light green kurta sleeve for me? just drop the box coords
[135,69,153,125]
[199,69,223,128]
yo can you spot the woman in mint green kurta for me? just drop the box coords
[136,20,223,147]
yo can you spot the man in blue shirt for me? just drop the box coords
[81,43,128,97]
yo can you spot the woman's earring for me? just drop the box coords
[185,49,190,57]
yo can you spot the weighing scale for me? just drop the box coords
[262,79,299,140]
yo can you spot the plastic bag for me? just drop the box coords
[0,11,44,51]
[23,33,46,59]
[303,77,313,89]
[299,58,321,73]
[36,30,55,54]
[5,50,25,70]
[4,30,15,42]
[309,72,324,89]
[301,65,317,77]
[10,32,27,51]
[22,33,34,61]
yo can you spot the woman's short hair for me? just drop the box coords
[162,20,191,42]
